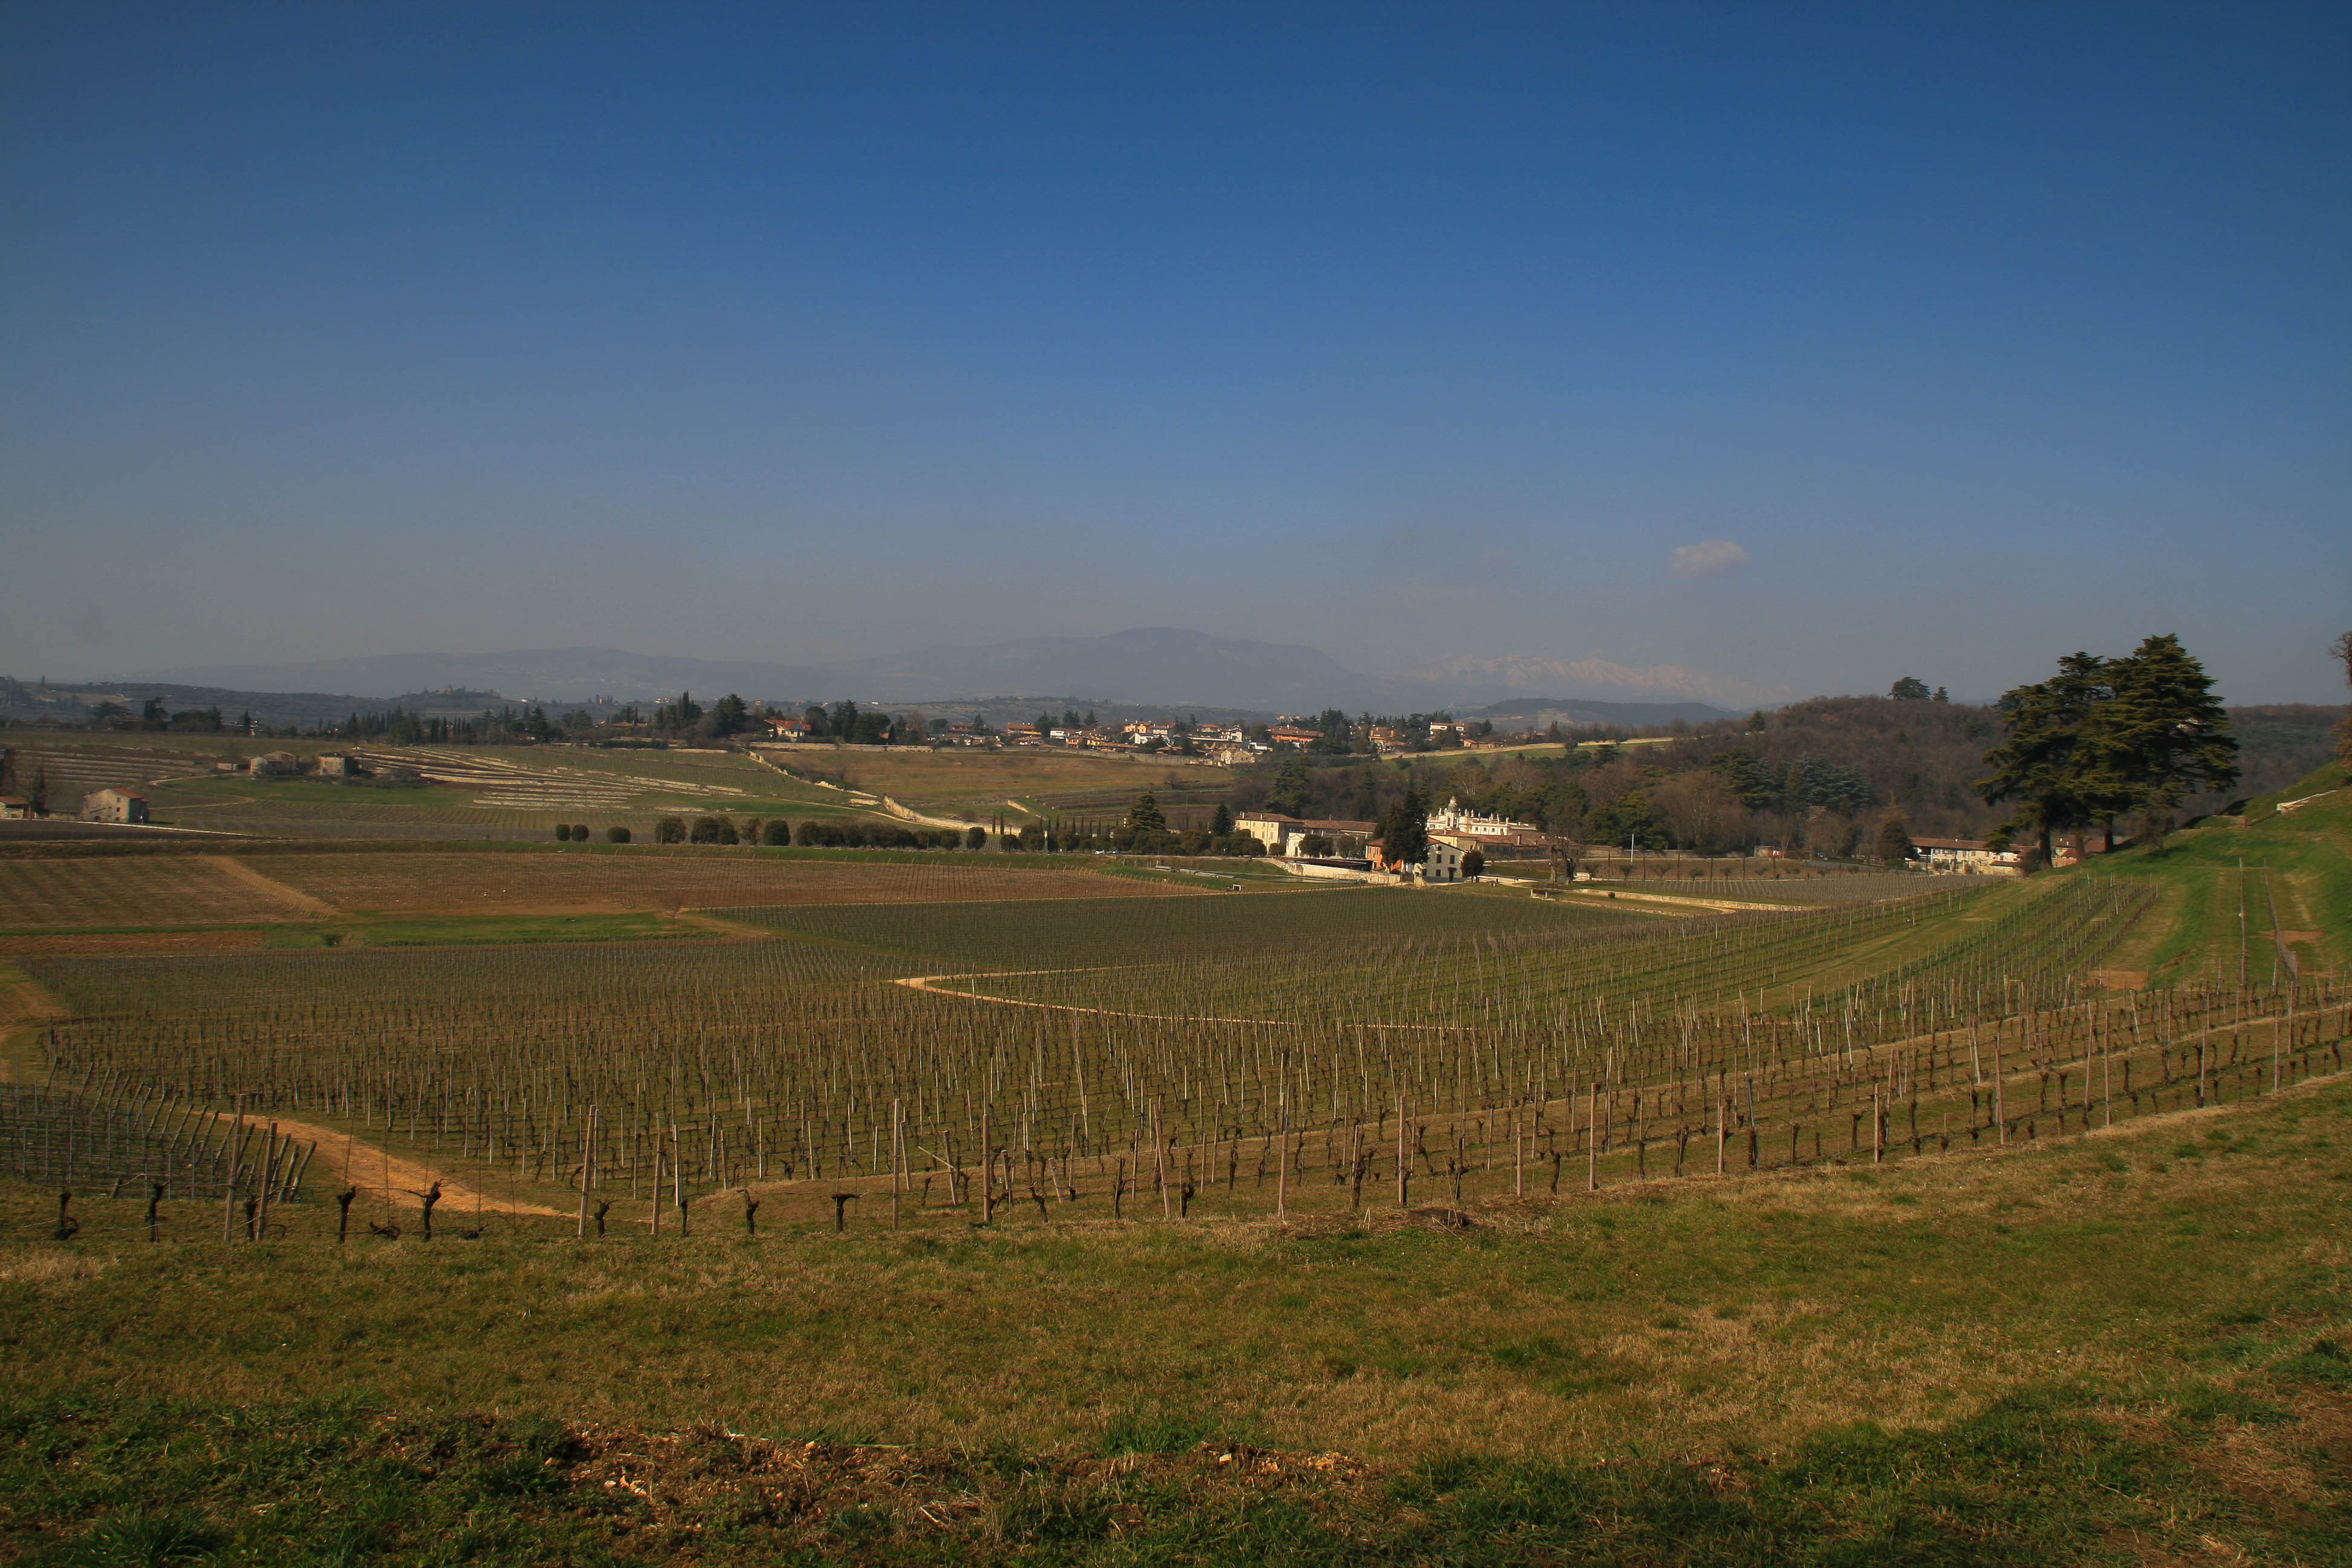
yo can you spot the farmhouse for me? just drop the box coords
[1429,797,1539,838]
[1915,837,2022,874]
[0,797,30,819]
[316,753,358,777]
[1431,826,1549,856]
[1235,812,1378,856]
[81,788,149,824]
[249,751,300,777]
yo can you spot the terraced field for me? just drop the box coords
[0,848,1194,929]
[0,856,315,930]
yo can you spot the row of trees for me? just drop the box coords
[86,698,237,733]
[1252,742,1887,859]
[615,799,1280,858]
[797,699,953,745]
[645,815,980,849]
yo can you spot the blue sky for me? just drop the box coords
[3,2,2346,703]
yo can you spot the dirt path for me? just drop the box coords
[203,1110,567,1218]
[205,855,341,918]
[894,969,1459,1031]
[1549,887,1808,915]
[673,909,775,940]
[0,960,65,1083]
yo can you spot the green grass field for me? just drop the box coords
[3,1078,2346,1564]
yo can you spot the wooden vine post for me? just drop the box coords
[1276,1096,1289,1221]
[1589,1080,1601,1192]
[1993,1042,2007,1145]
[577,1105,596,1239]
[223,1094,244,1243]
[1394,1095,1407,1209]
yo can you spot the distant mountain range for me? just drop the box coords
[119,628,1742,721]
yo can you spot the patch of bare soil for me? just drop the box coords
[0,962,67,1083]
[0,929,268,955]
[204,855,341,917]
[204,1112,566,1220]
[257,854,1196,916]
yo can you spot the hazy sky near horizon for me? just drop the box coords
[4,3,2347,704]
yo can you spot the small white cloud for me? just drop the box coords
[1668,540,1749,577]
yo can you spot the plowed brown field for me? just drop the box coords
[0,857,299,929]
[258,853,1193,915]
[0,850,1192,929]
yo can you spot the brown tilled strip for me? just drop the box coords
[204,855,341,918]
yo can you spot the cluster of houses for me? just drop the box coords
[754,708,1570,762]
[3,749,391,826]
[1263,719,1530,757]
[763,713,1267,763]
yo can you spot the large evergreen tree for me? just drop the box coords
[1125,792,1167,833]
[1377,788,1430,867]
[2101,633,2237,843]
[1979,636,2236,861]
[1977,652,2122,866]
[1266,757,1310,817]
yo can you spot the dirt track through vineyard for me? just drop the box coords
[204,1111,566,1220]
[204,855,341,918]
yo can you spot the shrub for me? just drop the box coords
[1463,848,1486,878]
[654,817,686,844]
[965,826,987,850]
[570,824,589,842]
[605,826,631,844]
[554,824,573,841]
[762,820,792,846]
[690,816,724,844]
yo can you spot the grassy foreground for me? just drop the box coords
[4,1076,2348,1564]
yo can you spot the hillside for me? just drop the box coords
[2078,759,2351,985]
[1225,697,2342,855]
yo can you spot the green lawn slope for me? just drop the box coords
[2083,761,2350,985]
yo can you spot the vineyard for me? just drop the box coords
[18,861,2333,1239]
[0,849,1193,931]
[3,773,2349,1565]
